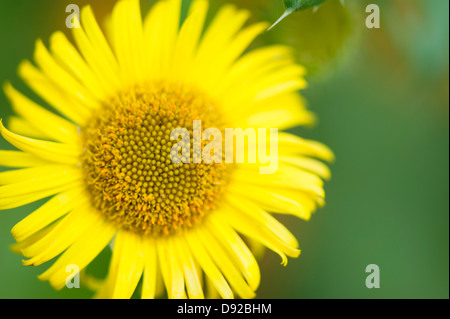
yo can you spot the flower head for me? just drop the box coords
[0,0,333,298]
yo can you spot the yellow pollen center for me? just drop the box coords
[81,82,230,237]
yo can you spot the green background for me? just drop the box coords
[0,0,448,299]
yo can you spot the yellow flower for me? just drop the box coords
[0,0,333,298]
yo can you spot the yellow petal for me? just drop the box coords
[196,226,255,299]
[0,150,48,168]
[221,70,306,115]
[39,218,115,290]
[141,238,157,299]
[50,31,109,101]
[174,237,204,299]
[11,187,83,242]
[143,0,181,79]
[21,202,100,266]
[157,237,186,299]
[244,109,315,131]
[0,166,82,211]
[254,79,307,102]
[203,22,269,87]
[238,93,315,130]
[192,5,249,87]
[246,237,266,261]
[18,60,91,125]
[226,194,299,248]
[171,0,208,80]
[142,1,167,79]
[80,5,119,79]
[228,182,307,217]
[111,230,145,299]
[233,165,325,198]
[33,39,100,110]
[215,206,300,266]
[278,132,335,162]
[95,233,121,299]
[0,165,75,185]
[215,45,293,96]
[7,116,49,140]
[205,276,220,299]
[72,13,121,96]
[10,222,59,254]
[207,215,261,291]
[185,230,233,299]
[121,0,146,84]
[0,182,81,210]
[0,121,81,165]
[110,0,134,85]
[159,0,181,78]
[0,166,81,197]
[279,155,332,180]
[206,216,261,291]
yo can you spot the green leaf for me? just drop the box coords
[268,0,327,31]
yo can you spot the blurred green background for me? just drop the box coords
[0,0,448,299]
